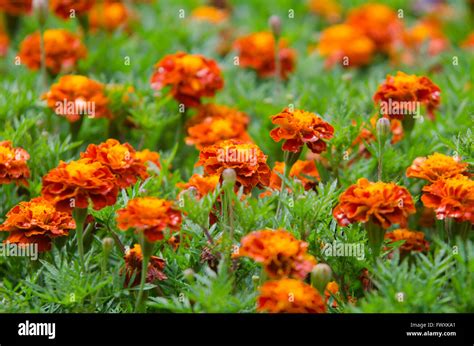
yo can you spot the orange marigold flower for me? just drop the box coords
[196,139,271,194]
[43,75,110,122]
[50,0,95,20]
[461,32,474,49]
[0,31,9,57]
[0,141,30,186]
[18,29,87,75]
[403,19,449,56]
[80,139,148,189]
[41,158,118,212]
[270,108,334,154]
[333,178,416,229]
[268,160,319,191]
[385,229,430,256]
[346,3,404,53]
[0,0,32,15]
[421,175,474,223]
[150,52,224,107]
[324,280,340,307]
[234,229,317,279]
[116,197,182,242]
[185,104,250,150]
[316,24,376,68]
[373,71,441,120]
[191,5,229,23]
[135,149,161,170]
[258,278,327,313]
[122,244,167,287]
[308,0,341,22]
[233,31,296,80]
[176,174,219,199]
[89,1,133,32]
[0,197,75,252]
[406,153,469,183]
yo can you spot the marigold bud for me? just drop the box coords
[269,15,281,38]
[311,263,332,294]
[183,268,195,282]
[102,237,114,255]
[376,117,391,140]
[222,168,236,187]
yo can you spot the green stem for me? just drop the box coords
[69,116,84,141]
[365,220,386,261]
[135,233,153,312]
[276,150,301,221]
[73,207,88,272]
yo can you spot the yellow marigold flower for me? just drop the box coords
[0,197,75,252]
[89,1,134,32]
[234,229,317,279]
[43,75,111,122]
[0,140,30,186]
[258,278,327,313]
[233,31,296,80]
[80,139,148,189]
[122,244,167,287]
[191,5,229,24]
[50,0,95,20]
[0,0,32,15]
[41,158,119,212]
[373,71,441,120]
[333,178,416,229]
[196,139,271,194]
[150,52,224,107]
[270,108,334,154]
[18,29,87,75]
[176,174,219,199]
[406,153,469,183]
[308,0,341,22]
[135,149,161,170]
[346,3,404,53]
[116,197,182,242]
[317,24,376,68]
[385,229,430,256]
[421,175,474,223]
[185,104,250,150]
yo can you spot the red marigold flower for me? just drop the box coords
[234,229,317,279]
[80,139,148,189]
[116,197,182,242]
[0,197,75,252]
[406,152,469,183]
[385,229,430,256]
[150,52,224,107]
[41,158,119,212]
[0,140,30,186]
[346,3,404,53]
[333,178,416,229]
[50,0,95,20]
[196,139,271,194]
[421,175,474,223]
[0,30,9,57]
[0,0,32,15]
[89,1,134,32]
[258,278,327,313]
[176,174,219,199]
[191,5,229,23]
[185,104,250,150]
[316,24,376,68]
[270,108,334,154]
[233,31,296,80]
[373,71,441,120]
[19,29,87,75]
[43,75,111,122]
[268,160,320,191]
[122,244,167,287]
[135,149,161,170]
